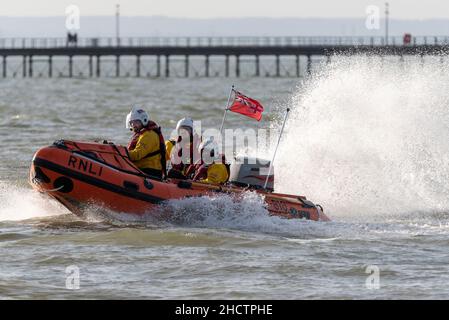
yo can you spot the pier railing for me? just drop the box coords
[1,36,449,49]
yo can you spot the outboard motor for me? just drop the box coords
[229,156,274,190]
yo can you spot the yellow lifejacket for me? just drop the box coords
[199,163,229,185]
[165,139,176,161]
[128,130,163,171]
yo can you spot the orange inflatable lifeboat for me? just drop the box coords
[29,140,330,222]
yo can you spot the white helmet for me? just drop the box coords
[176,117,194,133]
[126,106,150,130]
[199,138,220,163]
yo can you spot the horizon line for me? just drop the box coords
[0,15,445,22]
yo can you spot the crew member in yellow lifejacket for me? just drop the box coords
[185,138,229,185]
[165,138,176,162]
[166,117,201,179]
[126,106,166,180]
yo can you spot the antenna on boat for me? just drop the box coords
[263,108,290,190]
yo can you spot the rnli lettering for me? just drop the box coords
[67,156,103,177]
[271,200,288,213]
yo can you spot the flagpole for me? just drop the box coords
[264,108,290,190]
[219,84,235,135]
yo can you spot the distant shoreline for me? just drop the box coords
[1,16,449,38]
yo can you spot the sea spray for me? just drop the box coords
[275,55,449,218]
[0,180,67,221]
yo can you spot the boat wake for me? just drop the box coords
[0,181,67,222]
[76,191,449,239]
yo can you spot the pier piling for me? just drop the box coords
[88,56,93,77]
[136,55,140,78]
[2,56,6,78]
[184,55,189,78]
[307,55,312,75]
[96,56,101,77]
[165,55,170,77]
[48,56,52,77]
[68,56,73,77]
[275,55,280,77]
[295,55,300,77]
[116,55,120,77]
[236,55,240,77]
[205,55,210,77]
[28,55,33,77]
[22,56,26,78]
[255,55,260,77]
[156,55,161,77]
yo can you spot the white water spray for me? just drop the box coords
[276,55,449,217]
[0,181,67,222]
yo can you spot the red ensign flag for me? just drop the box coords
[229,91,264,121]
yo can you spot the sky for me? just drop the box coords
[3,0,449,19]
